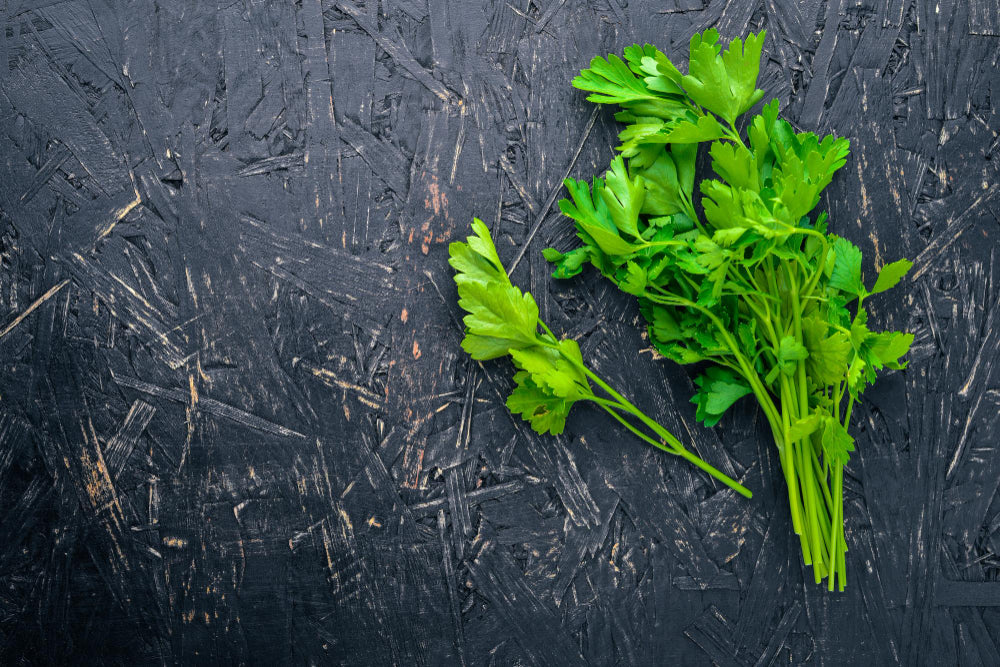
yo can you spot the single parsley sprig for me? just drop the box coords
[551,29,913,590]
[450,219,752,498]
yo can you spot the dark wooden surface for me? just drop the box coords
[2,0,999,664]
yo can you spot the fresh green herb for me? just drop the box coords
[450,219,752,498]
[550,28,913,590]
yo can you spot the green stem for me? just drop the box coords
[843,393,856,428]
[532,325,752,498]
[581,367,677,445]
[828,465,839,591]
[809,442,835,510]
[777,379,807,546]
[538,321,559,342]
[832,464,845,590]
[676,448,752,498]
[590,397,752,498]
[788,266,833,578]
[801,235,830,298]
[592,399,677,455]
[799,435,825,582]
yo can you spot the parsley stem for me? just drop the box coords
[532,323,752,496]
[724,122,749,152]
[583,368,685,447]
[827,463,847,590]
[538,321,558,342]
[801,235,830,297]
[790,267,831,575]
[778,378,806,540]
[799,436,826,582]
[587,385,752,498]
[593,398,678,455]
[810,441,835,510]
[829,464,840,591]
[843,393,856,428]
[676,447,753,499]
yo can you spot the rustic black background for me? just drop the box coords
[1,0,999,664]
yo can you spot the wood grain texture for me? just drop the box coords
[1,0,999,664]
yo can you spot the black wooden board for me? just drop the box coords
[2,0,1000,664]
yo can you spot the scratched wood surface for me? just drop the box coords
[1,0,999,664]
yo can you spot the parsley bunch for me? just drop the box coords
[450,219,751,498]
[545,29,913,589]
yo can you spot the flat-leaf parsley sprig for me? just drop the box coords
[450,219,752,498]
[548,28,913,589]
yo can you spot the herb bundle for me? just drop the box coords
[545,28,913,589]
[450,29,912,590]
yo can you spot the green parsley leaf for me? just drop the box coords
[572,53,658,105]
[821,417,855,466]
[625,44,685,95]
[506,371,574,435]
[510,339,590,400]
[600,156,645,238]
[802,316,852,386]
[828,237,864,297]
[709,140,759,190]
[866,331,914,370]
[543,246,590,279]
[869,258,913,295]
[692,366,753,427]
[777,335,809,376]
[788,412,823,442]
[449,218,506,286]
[456,280,539,360]
[620,261,648,296]
[559,177,639,256]
[663,113,727,143]
[635,149,683,216]
[682,29,766,123]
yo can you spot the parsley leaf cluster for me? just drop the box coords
[451,29,913,591]
[546,28,913,589]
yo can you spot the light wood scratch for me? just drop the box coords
[0,279,70,340]
[506,106,600,276]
